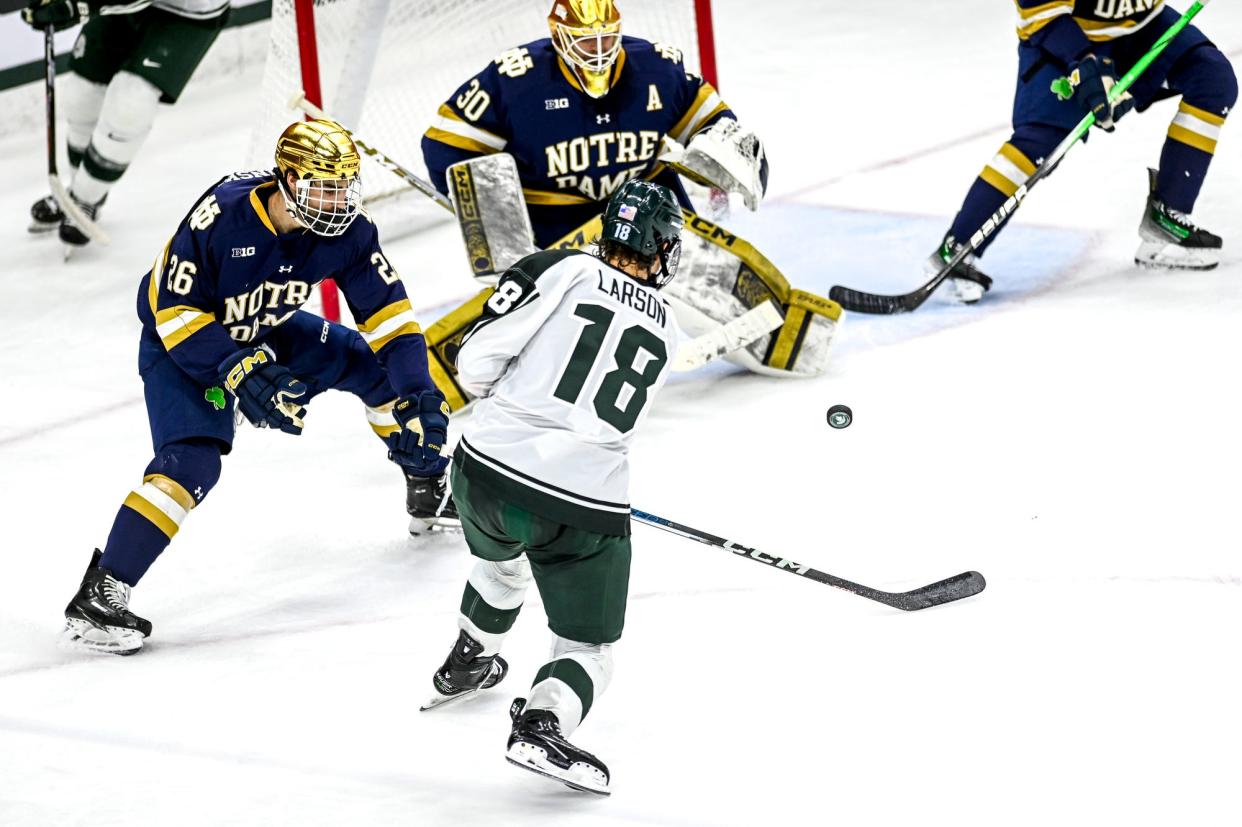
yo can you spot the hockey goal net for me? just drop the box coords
[249,0,717,209]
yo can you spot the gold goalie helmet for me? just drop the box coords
[548,0,622,99]
[274,119,363,237]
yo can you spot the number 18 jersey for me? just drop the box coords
[453,248,679,536]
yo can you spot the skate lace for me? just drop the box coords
[102,576,131,612]
[1165,207,1199,231]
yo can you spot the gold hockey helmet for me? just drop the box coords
[548,0,622,99]
[274,118,363,237]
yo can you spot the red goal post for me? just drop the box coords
[250,0,719,321]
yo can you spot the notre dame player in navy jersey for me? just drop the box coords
[933,1,1236,303]
[62,119,455,655]
[422,0,748,247]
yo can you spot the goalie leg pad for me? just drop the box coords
[423,289,492,412]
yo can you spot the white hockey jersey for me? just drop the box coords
[453,249,679,536]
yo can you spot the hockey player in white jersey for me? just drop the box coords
[420,180,682,796]
[23,0,229,248]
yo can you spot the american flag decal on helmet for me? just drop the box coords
[618,204,637,220]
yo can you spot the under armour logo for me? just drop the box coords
[596,114,611,124]
[194,486,204,500]
[278,265,293,273]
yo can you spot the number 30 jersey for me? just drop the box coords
[453,248,679,535]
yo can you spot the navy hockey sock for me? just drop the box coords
[99,441,222,586]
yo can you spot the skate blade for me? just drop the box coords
[28,220,60,235]
[419,686,489,711]
[1134,257,1220,272]
[62,618,144,655]
[408,517,463,536]
[506,744,610,796]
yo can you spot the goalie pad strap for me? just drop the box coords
[765,289,841,372]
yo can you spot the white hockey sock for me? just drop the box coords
[526,636,614,737]
[460,557,531,655]
[70,71,162,206]
[61,74,106,165]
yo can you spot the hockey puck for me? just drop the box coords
[826,405,852,429]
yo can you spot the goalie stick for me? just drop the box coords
[290,92,783,369]
[43,27,109,246]
[631,508,986,611]
[826,0,1209,315]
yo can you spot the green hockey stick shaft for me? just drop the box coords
[829,1,1210,314]
[963,0,1209,251]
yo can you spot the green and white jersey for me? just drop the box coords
[99,0,228,20]
[454,248,679,536]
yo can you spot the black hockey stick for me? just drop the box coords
[827,1,1208,314]
[631,508,985,611]
[41,25,109,244]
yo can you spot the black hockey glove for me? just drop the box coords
[1066,54,1134,132]
[22,0,86,32]
[218,347,308,435]
[388,389,451,477]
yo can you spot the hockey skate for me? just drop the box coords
[927,236,993,304]
[29,194,63,234]
[59,193,104,250]
[506,698,611,796]
[1135,168,1221,271]
[63,550,152,655]
[420,629,509,711]
[406,472,461,535]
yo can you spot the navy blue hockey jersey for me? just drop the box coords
[421,36,733,245]
[136,171,432,394]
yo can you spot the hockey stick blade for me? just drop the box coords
[828,282,930,315]
[847,570,987,611]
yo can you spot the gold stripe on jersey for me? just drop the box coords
[147,240,171,316]
[979,142,1036,198]
[669,83,727,144]
[249,182,277,235]
[1014,0,1073,39]
[155,305,217,350]
[424,104,507,155]
[522,187,595,206]
[358,299,423,353]
[365,401,401,438]
[142,474,196,512]
[1076,5,1164,41]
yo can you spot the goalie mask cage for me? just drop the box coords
[249,0,717,212]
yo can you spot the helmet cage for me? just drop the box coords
[278,173,362,238]
[551,18,621,97]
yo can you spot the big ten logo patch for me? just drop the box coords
[546,98,570,111]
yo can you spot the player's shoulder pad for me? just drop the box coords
[620,36,689,76]
[483,38,558,87]
[177,171,270,238]
[506,247,591,284]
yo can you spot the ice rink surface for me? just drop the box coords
[2,1,1240,824]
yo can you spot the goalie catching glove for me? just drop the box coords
[218,347,308,435]
[388,389,451,477]
[661,119,769,211]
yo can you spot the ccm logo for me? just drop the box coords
[231,247,256,258]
